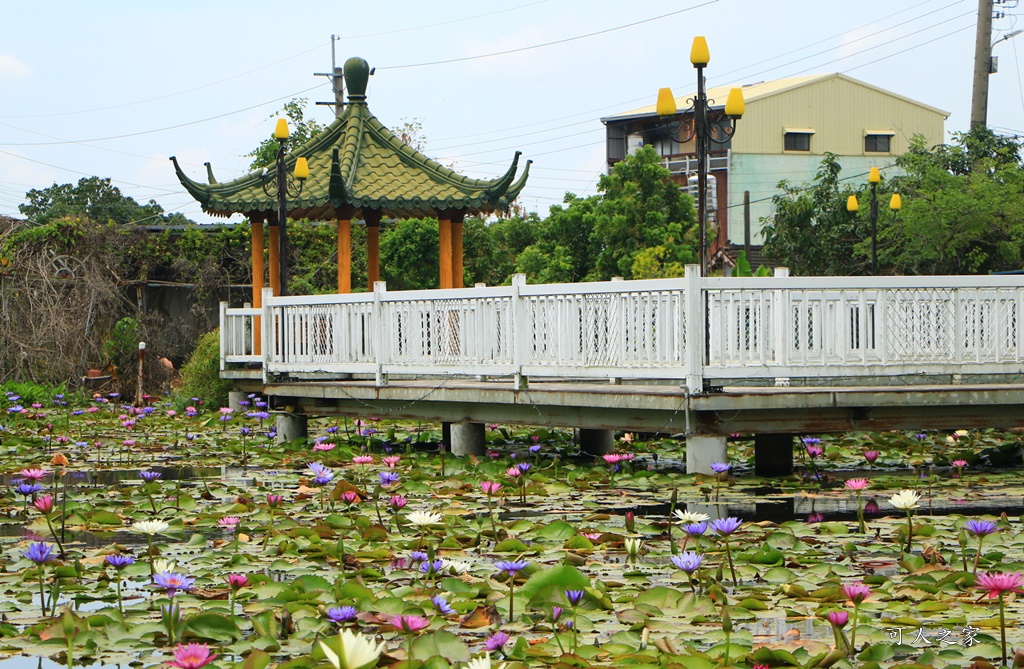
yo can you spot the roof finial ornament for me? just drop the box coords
[344,57,370,103]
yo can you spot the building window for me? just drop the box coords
[784,132,812,151]
[865,134,891,153]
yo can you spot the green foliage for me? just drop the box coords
[381,218,439,290]
[101,317,139,378]
[0,381,67,405]
[516,147,696,283]
[19,177,165,225]
[592,145,697,279]
[177,329,232,408]
[762,128,1024,276]
[882,128,1024,274]
[761,153,864,275]
[247,99,326,171]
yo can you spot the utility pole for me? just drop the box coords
[970,0,994,127]
[315,35,345,119]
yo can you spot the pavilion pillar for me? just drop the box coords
[268,214,281,296]
[365,210,382,292]
[250,215,265,354]
[438,215,453,289]
[337,218,351,293]
[451,212,465,288]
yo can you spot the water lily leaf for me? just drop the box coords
[536,520,577,541]
[293,574,332,593]
[563,535,595,550]
[737,598,769,611]
[748,545,784,565]
[237,649,271,669]
[748,646,801,666]
[412,630,470,662]
[419,657,454,669]
[440,578,479,597]
[856,643,894,662]
[632,586,687,611]
[89,511,123,525]
[764,568,797,584]
[674,655,715,669]
[183,613,242,642]
[493,538,530,553]
[518,565,591,601]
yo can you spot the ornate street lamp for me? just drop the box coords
[847,169,901,275]
[656,36,744,276]
[262,118,309,297]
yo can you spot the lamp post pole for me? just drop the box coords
[694,63,709,276]
[868,167,880,275]
[870,179,878,275]
[656,37,742,277]
[276,135,290,297]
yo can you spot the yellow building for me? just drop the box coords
[602,73,948,256]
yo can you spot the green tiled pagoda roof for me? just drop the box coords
[171,57,530,220]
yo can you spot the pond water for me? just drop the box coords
[0,409,1021,669]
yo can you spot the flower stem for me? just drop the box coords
[905,510,914,554]
[39,569,47,617]
[850,602,859,653]
[973,536,984,574]
[725,539,738,586]
[998,592,1007,667]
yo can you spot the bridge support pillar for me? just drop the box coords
[228,391,248,413]
[754,433,795,477]
[450,422,486,456]
[578,428,615,456]
[276,413,308,445]
[686,435,727,475]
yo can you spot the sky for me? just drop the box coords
[1,0,1022,225]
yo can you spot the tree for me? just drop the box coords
[19,177,165,225]
[881,128,1024,274]
[761,153,865,275]
[590,145,697,280]
[380,218,439,290]
[247,98,326,170]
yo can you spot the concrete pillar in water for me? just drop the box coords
[578,428,615,456]
[441,422,452,451]
[450,422,486,456]
[754,433,795,477]
[686,435,728,475]
[228,391,247,413]
[276,413,308,445]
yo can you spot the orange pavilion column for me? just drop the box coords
[451,212,465,288]
[250,214,265,354]
[268,213,281,296]
[438,214,453,289]
[365,210,382,291]
[337,218,351,293]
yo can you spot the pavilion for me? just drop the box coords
[171,56,530,310]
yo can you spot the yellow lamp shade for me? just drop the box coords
[656,87,678,117]
[889,193,902,210]
[868,166,881,183]
[725,88,745,119]
[847,195,859,212]
[690,36,710,66]
[274,118,290,140]
[293,157,309,180]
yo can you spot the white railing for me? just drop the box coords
[219,303,261,366]
[220,269,1024,390]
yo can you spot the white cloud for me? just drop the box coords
[0,53,30,80]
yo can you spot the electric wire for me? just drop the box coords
[376,1,719,70]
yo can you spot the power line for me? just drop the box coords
[0,85,324,147]
[377,1,719,70]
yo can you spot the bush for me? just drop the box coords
[176,329,232,408]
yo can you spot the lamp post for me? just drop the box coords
[263,118,309,297]
[847,169,901,274]
[656,36,744,276]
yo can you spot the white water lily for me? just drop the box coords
[129,519,169,535]
[625,537,643,557]
[673,509,710,524]
[889,489,921,510]
[319,629,385,669]
[406,509,443,526]
[444,559,473,574]
[466,655,508,669]
[151,558,177,574]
